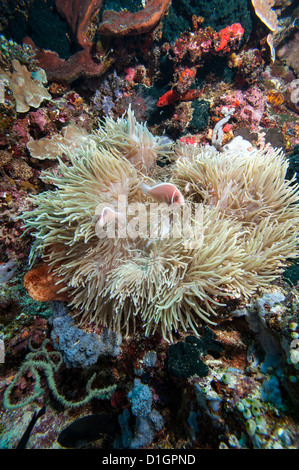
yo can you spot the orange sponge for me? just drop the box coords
[24,264,69,302]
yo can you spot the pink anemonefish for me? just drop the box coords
[141,182,185,206]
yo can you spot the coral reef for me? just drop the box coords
[24,264,69,302]
[166,327,223,378]
[228,48,265,84]
[169,22,245,67]
[91,106,173,172]
[251,0,278,62]
[0,0,298,452]
[0,258,18,284]
[20,109,299,343]
[162,0,252,44]
[127,378,164,448]
[24,37,111,83]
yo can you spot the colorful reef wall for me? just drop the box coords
[0,0,299,451]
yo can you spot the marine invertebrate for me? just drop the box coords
[251,0,278,32]
[0,80,16,145]
[211,107,235,149]
[56,0,103,49]
[162,0,252,44]
[27,123,89,160]
[231,85,267,131]
[129,379,153,418]
[267,89,284,108]
[0,35,37,71]
[251,0,278,62]
[170,23,245,66]
[173,66,197,95]
[21,111,299,342]
[277,33,299,76]
[25,38,112,82]
[92,69,125,117]
[119,87,157,122]
[24,0,111,82]
[0,59,51,113]
[0,258,18,283]
[24,263,69,302]
[228,48,265,84]
[7,318,48,356]
[125,67,136,82]
[214,23,245,53]
[92,106,173,172]
[3,339,116,410]
[10,159,33,181]
[127,378,164,449]
[172,142,299,295]
[50,301,122,368]
[166,328,222,378]
[99,0,171,37]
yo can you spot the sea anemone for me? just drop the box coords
[103,206,246,339]
[21,111,299,342]
[171,141,299,295]
[92,106,173,173]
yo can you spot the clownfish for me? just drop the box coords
[141,182,185,206]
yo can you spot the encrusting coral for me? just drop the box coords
[21,109,299,342]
